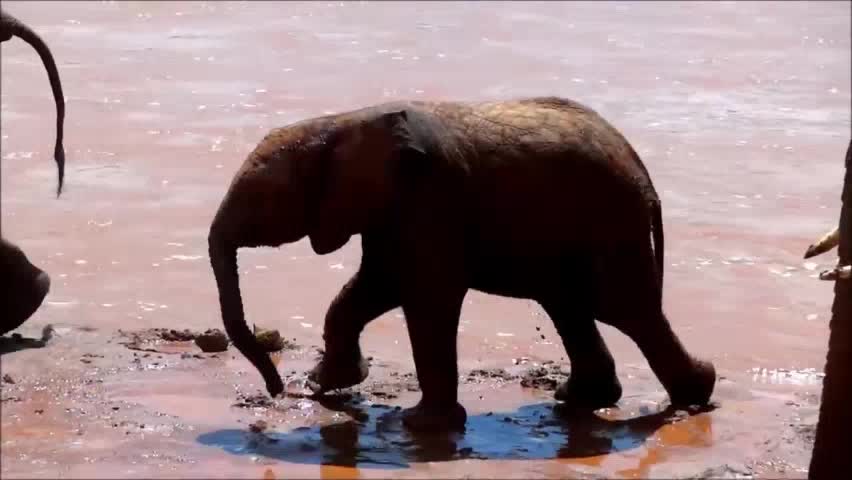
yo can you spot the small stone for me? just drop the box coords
[2,374,14,384]
[194,329,229,353]
[253,327,288,352]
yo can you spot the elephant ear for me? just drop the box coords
[308,109,428,255]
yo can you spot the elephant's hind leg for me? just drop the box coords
[540,295,622,410]
[593,242,716,407]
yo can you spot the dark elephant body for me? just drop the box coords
[209,97,716,431]
[0,238,51,336]
[1,8,66,334]
[808,139,852,479]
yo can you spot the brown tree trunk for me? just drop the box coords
[809,139,852,479]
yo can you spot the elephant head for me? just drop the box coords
[208,106,429,396]
[0,237,51,337]
[1,8,66,196]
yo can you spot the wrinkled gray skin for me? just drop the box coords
[1,9,65,335]
[208,97,717,432]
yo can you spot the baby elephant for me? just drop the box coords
[208,97,717,431]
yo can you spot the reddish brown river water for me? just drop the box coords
[1,1,849,478]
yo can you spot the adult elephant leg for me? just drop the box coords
[594,241,716,407]
[540,296,622,409]
[308,256,401,392]
[809,139,852,479]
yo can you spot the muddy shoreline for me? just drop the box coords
[2,1,850,478]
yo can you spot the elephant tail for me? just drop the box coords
[3,11,66,197]
[208,219,283,397]
[650,196,665,291]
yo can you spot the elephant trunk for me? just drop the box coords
[2,11,65,196]
[208,223,284,397]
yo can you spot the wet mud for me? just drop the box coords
[1,1,849,478]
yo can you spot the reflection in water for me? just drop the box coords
[197,395,715,474]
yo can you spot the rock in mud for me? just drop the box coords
[194,329,229,353]
[252,326,295,352]
[2,374,15,384]
[520,364,569,391]
[160,329,198,342]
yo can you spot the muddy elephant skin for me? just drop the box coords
[1,9,66,334]
[208,97,717,432]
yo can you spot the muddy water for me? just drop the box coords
[1,1,849,478]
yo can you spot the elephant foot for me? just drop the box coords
[554,374,622,410]
[401,400,467,432]
[666,358,717,407]
[306,351,369,394]
[265,377,285,398]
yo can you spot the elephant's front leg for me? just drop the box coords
[399,264,468,432]
[308,262,400,393]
